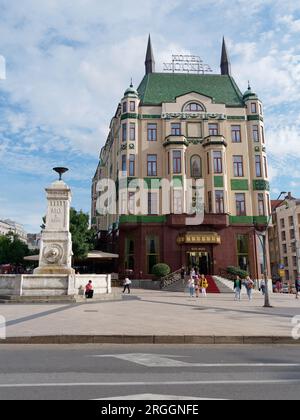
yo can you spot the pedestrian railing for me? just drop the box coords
[160,269,182,289]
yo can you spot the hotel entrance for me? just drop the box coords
[187,251,211,276]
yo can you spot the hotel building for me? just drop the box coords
[92,37,271,279]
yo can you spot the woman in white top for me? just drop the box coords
[188,277,195,298]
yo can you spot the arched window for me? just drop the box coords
[191,155,202,178]
[184,102,205,112]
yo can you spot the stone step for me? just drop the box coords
[213,277,234,294]
[0,293,123,304]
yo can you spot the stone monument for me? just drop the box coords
[34,168,75,275]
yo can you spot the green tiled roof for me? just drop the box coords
[138,73,244,107]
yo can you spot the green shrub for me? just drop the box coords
[227,266,249,279]
[152,263,171,278]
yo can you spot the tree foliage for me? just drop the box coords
[0,233,31,265]
[69,208,96,260]
[227,266,249,279]
[152,263,171,278]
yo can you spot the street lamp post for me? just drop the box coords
[255,192,287,308]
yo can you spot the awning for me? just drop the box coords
[24,251,119,262]
[24,255,39,261]
[87,251,119,260]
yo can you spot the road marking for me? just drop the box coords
[90,354,300,368]
[1,379,300,388]
[96,394,224,400]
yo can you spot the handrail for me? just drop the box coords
[160,269,182,289]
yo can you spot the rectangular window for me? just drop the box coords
[147,155,157,177]
[122,155,127,174]
[122,123,127,142]
[255,155,262,177]
[233,156,244,177]
[253,125,259,142]
[258,193,265,216]
[290,229,295,240]
[231,125,242,143]
[173,151,182,174]
[237,234,249,272]
[293,256,297,267]
[128,192,136,215]
[289,216,294,227]
[130,101,135,112]
[208,191,213,213]
[129,154,135,177]
[291,243,296,253]
[171,123,181,136]
[209,123,219,136]
[251,103,257,113]
[122,102,127,114]
[148,123,157,142]
[167,152,170,175]
[236,193,246,216]
[146,236,159,274]
[173,190,183,214]
[213,151,223,174]
[148,192,158,215]
[215,191,225,214]
[264,156,268,178]
[129,123,136,141]
[284,257,288,267]
[283,244,287,254]
[261,126,265,144]
[125,238,135,270]
[207,152,210,175]
[259,104,263,115]
[282,231,286,242]
[281,219,285,229]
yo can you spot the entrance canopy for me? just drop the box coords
[177,232,221,245]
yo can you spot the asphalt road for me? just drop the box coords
[0,344,299,400]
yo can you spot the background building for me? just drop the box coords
[0,219,28,243]
[273,193,300,284]
[27,233,42,251]
[92,37,271,279]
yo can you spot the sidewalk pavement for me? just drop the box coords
[0,289,300,344]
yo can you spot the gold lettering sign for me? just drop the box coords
[177,232,221,245]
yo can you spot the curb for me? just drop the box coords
[0,335,299,345]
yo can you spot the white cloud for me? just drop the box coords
[1,0,300,229]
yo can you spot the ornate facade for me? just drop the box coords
[92,37,271,279]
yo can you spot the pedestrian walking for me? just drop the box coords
[181,266,186,285]
[245,276,254,301]
[200,275,209,297]
[123,277,132,294]
[188,277,195,298]
[296,277,300,300]
[85,280,94,299]
[234,276,242,301]
[260,278,266,296]
[194,276,200,298]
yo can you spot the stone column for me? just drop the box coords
[34,180,75,275]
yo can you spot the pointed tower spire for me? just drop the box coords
[145,34,155,75]
[220,37,231,76]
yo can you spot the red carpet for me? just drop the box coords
[206,276,220,294]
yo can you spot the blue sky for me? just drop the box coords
[0,0,300,232]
